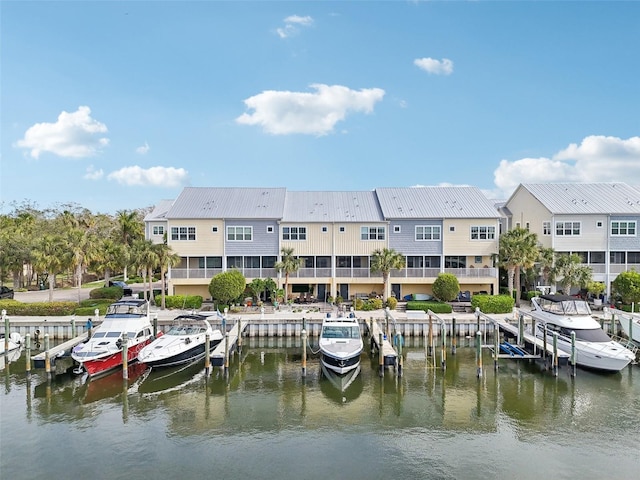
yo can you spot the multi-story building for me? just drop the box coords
[503,183,640,296]
[145,186,501,301]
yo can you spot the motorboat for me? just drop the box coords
[71,298,156,377]
[530,295,635,372]
[614,310,640,345]
[318,315,363,375]
[0,332,23,355]
[137,314,223,368]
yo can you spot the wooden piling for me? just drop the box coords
[71,317,76,338]
[427,314,433,357]
[153,314,158,338]
[552,332,559,377]
[204,333,211,376]
[378,332,384,378]
[3,309,8,354]
[441,321,446,371]
[518,314,524,346]
[25,333,31,377]
[224,331,230,375]
[122,336,129,380]
[237,319,243,353]
[493,329,499,371]
[476,331,482,378]
[44,334,51,380]
[395,332,403,377]
[451,317,457,355]
[301,329,307,377]
[570,331,577,377]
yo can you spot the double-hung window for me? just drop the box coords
[415,225,441,241]
[470,226,496,240]
[282,226,306,240]
[556,221,581,236]
[171,226,196,241]
[227,226,252,241]
[361,226,385,240]
[611,221,636,236]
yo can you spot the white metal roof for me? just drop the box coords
[282,191,384,222]
[143,199,174,221]
[375,187,501,219]
[166,187,287,219]
[516,183,640,214]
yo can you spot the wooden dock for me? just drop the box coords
[211,320,249,367]
[368,320,398,367]
[32,333,87,373]
[483,315,570,362]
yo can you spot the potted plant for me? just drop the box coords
[587,281,605,306]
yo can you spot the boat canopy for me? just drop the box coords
[321,325,361,339]
[538,295,591,315]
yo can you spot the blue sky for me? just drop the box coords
[2,1,639,215]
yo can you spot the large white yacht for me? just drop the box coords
[318,315,363,376]
[530,295,635,372]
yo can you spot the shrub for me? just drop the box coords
[156,295,203,309]
[432,273,460,302]
[406,300,452,314]
[0,300,77,316]
[386,296,398,310]
[75,299,115,316]
[471,294,514,314]
[90,286,122,300]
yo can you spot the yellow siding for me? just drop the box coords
[281,223,332,255]
[442,219,500,256]
[167,219,224,256]
[507,187,553,247]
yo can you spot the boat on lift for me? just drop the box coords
[71,298,156,377]
[318,315,363,376]
[137,314,223,368]
[530,295,635,372]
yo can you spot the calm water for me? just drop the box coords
[1,337,639,479]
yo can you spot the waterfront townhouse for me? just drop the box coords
[146,186,501,302]
[503,183,640,296]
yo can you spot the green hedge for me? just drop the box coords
[90,286,122,300]
[386,297,398,310]
[355,298,383,311]
[406,300,452,314]
[0,300,78,316]
[470,294,514,314]
[156,295,203,309]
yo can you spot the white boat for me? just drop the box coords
[318,315,363,375]
[614,310,640,345]
[71,298,156,377]
[530,295,635,372]
[0,332,23,355]
[137,314,223,368]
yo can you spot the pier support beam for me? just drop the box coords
[475,331,483,378]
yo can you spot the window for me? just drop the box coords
[415,225,441,241]
[316,256,331,268]
[596,221,603,228]
[393,225,401,233]
[543,222,551,235]
[556,221,581,236]
[152,225,164,236]
[475,256,482,264]
[227,226,252,241]
[470,226,496,240]
[322,226,328,233]
[244,256,261,268]
[282,226,306,240]
[262,256,276,268]
[425,256,441,268]
[361,226,385,240]
[573,251,588,263]
[227,256,243,268]
[445,256,466,268]
[628,252,640,264]
[212,226,218,233]
[449,226,455,232]
[610,251,626,264]
[337,256,351,268]
[339,226,345,233]
[611,221,636,236]
[407,256,424,268]
[267,226,274,233]
[171,226,196,241]
[589,252,605,264]
[198,257,222,268]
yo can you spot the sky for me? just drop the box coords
[2,1,639,215]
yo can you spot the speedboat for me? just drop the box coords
[0,332,23,355]
[71,298,156,377]
[137,314,223,368]
[615,310,640,345]
[530,295,635,372]
[318,315,363,375]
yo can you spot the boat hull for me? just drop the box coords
[80,338,152,377]
[320,349,362,375]
[142,339,222,369]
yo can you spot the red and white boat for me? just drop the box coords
[72,298,156,377]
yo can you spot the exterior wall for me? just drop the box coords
[280,223,332,255]
[146,221,167,244]
[225,219,279,255]
[609,215,640,250]
[332,222,388,255]
[551,214,608,251]
[387,219,443,255]
[442,218,500,257]
[167,219,224,256]
[506,187,553,247]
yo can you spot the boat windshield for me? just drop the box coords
[322,326,360,339]
[106,302,147,316]
[166,325,203,335]
[541,298,591,315]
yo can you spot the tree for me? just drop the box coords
[370,248,405,301]
[612,270,640,305]
[153,243,181,309]
[115,210,144,281]
[552,253,592,295]
[131,239,158,302]
[247,278,266,303]
[209,270,246,307]
[32,234,67,302]
[498,227,540,307]
[275,247,303,301]
[432,273,460,302]
[536,246,555,287]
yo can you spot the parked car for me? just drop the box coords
[106,281,133,296]
[0,286,14,299]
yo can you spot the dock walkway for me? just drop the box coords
[32,333,87,371]
[211,319,249,367]
[368,320,398,366]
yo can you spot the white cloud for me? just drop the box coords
[84,165,104,180]
[493,135,640,197]
[14,106,109,159]
[107,166,189,187]
[135,142,150,155]
[236,84,385,135]
[276,14,313,38]
[414,57,454,75]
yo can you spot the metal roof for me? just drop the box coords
[166,187,287,219]
[517,183,640,214]
[375,187,501,219]
[282,191,384,222]
[143,199,174,221]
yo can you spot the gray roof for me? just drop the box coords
[375,187,501,219]
[515,183,640,214]
[143,199,174,222]
[166,187,287,219]
[282,191,384,222]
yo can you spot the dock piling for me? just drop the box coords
[301,329,307,378]
[204,333,211,376]
[451,317,457,355]
[441,321,446,371]
[378,332,384,378]
[552,332,559,377]
[3,309,8,354]
[476,331,483,378]
[71,316,76,338]
[570,331,577,377]
[493,329,499,371]
[25,333,31,377]
[44,334,51,380]
[427,314,433,357]
[122,336,129,380]
[224,331,230,376]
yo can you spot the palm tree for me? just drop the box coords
[370,248,405,302]
[552,253,593,295]
[131,239,159,302]
[153,243,180,309]
[537,246,555,289]
[274,247,303,302]
[499,227,540,307]
[32,234,67,302]
[116,210,144,281]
